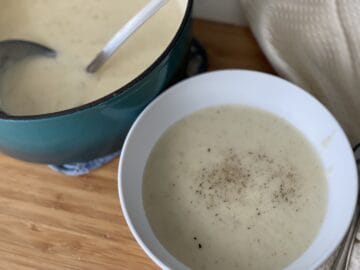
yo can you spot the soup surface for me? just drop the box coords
[0,0,184,115]
[143,106,327,270]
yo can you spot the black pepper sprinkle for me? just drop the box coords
[193,148,301,216]
[198,244,202,249]
[193,237,197,240]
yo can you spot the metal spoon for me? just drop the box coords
[333,203,360,270]
[333,145,360,270]
[0,0,168,75]
[0,40,56,115]
[0,39,56,71]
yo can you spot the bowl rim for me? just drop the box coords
[0,0,193,121]
[118,70,358,270]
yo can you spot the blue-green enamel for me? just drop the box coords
[0,2,193,164]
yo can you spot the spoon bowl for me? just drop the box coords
[0,40,56,115]
[0,40,56,70]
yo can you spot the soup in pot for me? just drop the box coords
[0,0,185,115]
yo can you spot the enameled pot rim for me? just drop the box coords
[0,0,193,121]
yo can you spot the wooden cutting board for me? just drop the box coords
[0,19,275,270]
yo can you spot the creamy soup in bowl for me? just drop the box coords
[143,105,327,270]
[118,70,358,270]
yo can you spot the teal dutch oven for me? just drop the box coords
[0,0,193,164]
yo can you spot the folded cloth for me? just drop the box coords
[49,151,120,176]
[240,0,360,145]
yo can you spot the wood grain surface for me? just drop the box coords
[0,19,274,270]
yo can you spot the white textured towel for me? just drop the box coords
[240,0,360,145]
[240,0,360,269]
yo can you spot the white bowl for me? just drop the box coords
[118,70,358,270]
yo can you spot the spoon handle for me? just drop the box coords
[86,0,169,73]
[332,204,360,270]
[332,145,360,270]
